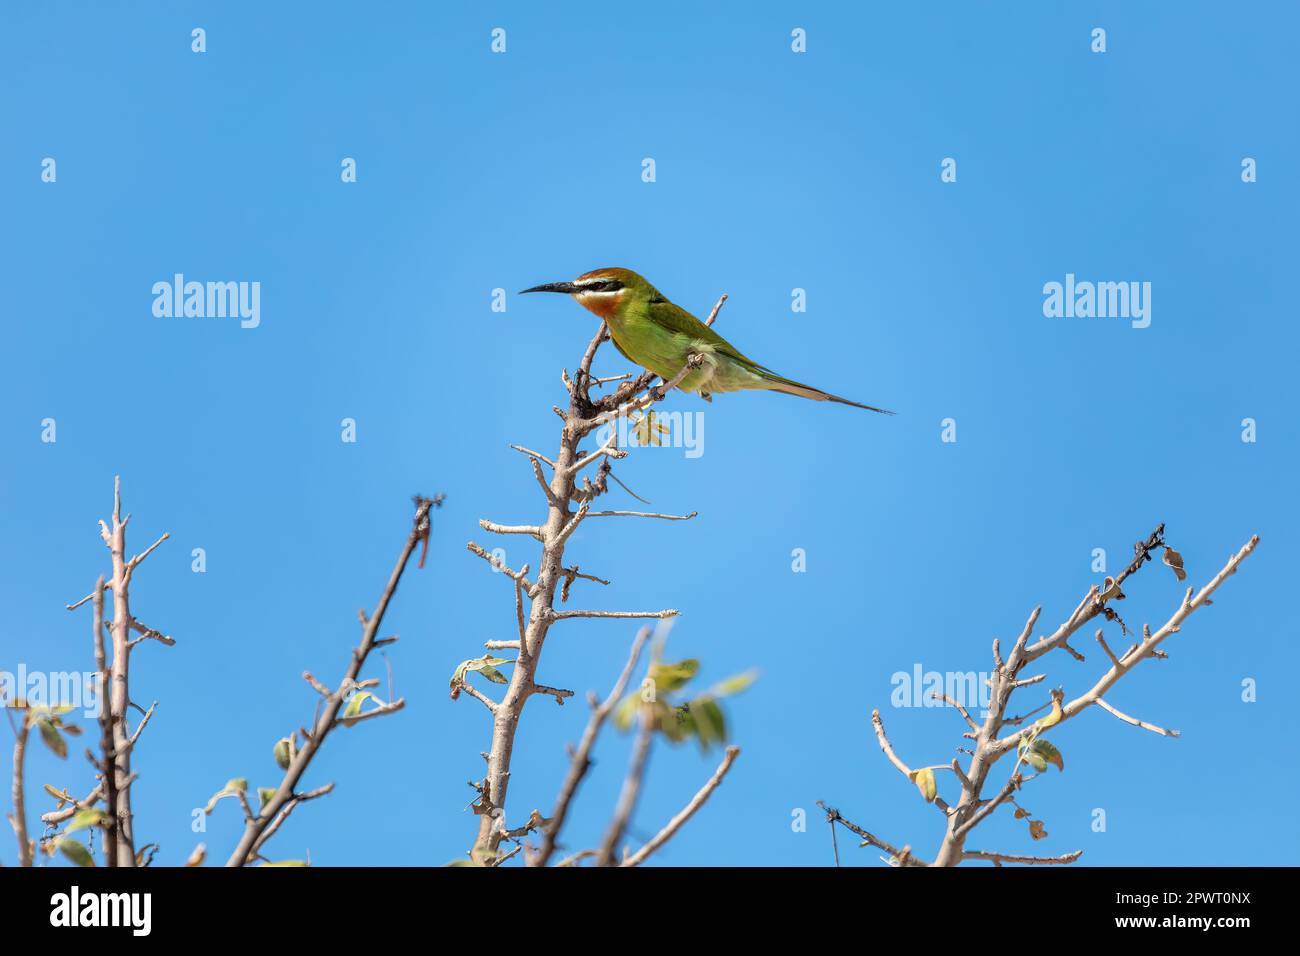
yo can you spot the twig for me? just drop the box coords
[1095,698,1179,737]
[598,706,654,865]
[622,746,740,867]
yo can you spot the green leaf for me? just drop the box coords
[258,787,277,807]
[273,737,293,770]
[710,670,758,697]
[648,659,699,693]
[225,778,249,793]
[65,808,108,834]
[690,698,727,751]
[1029,738,1064,772]
[908,768,937,803]
[657,703,691,742]
[613,693,641,732]
[451,656,515,690]
[37,719,67,759]
[56,838,95,867]
[1021,749,1048,772]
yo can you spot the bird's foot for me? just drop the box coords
[699,391,713,403]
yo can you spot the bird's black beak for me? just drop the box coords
[519,281,579,295]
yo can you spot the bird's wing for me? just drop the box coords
[646,299,764,367]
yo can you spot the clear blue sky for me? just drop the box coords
[2,2,1296,867]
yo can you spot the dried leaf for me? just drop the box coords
[1028,819,1048,841]
[274,737,293,770]
[1162,548,1187,582]
[1034,696,1063,731]
[134,843,158,867]
[343,690,377,718]
[908,767,937,803]
[185,843,206,867]
[633,411,670,447]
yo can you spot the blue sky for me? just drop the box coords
[2,2,1296,867]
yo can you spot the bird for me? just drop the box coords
[520,267,893,414]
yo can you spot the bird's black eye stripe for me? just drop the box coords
[583,279,623,292]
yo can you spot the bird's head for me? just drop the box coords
[520,267,657,320]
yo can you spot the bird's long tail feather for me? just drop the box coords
[761,373,895,415]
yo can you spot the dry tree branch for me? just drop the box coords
[816,801,921,866]
[464,295,729,864]
[826,526,1259,867]
[224,495,439,866]
[59,478,174,866]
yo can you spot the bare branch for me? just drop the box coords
[623,746,740,867]
[704,293,728,327]
[478,519,543,539]
[1095,698,1179,737]
[816,801,924,866]
[582,510,698,521]
[962,848,1083,866]
[550,608,679,622]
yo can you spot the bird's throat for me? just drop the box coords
[572,291,622,322]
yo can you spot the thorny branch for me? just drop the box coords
[823,526,1259,866]
[49,478,174,866]
[463,296,730,864]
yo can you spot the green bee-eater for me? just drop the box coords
[521,267,893,414]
